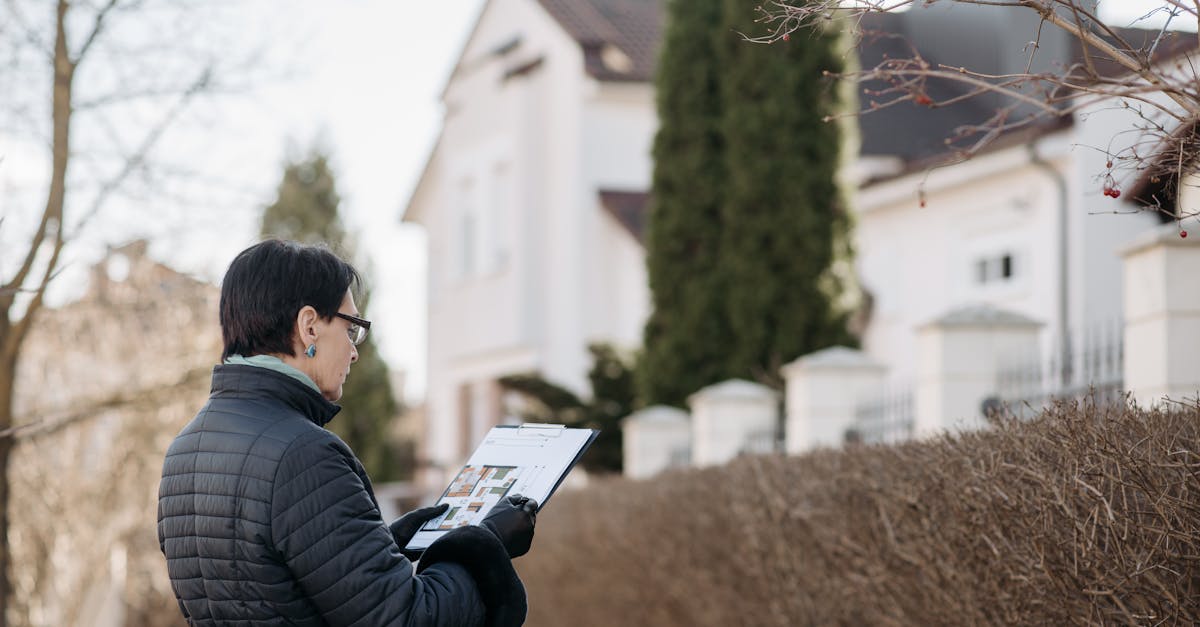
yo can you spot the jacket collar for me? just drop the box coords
[210,364,341,427]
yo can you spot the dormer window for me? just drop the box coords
[600,44,633,74]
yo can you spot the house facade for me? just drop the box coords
[405,0,1183,486]
[856,110,1162,394]
[403,0,659,488]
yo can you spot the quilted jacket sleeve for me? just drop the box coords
[270,430,487,627]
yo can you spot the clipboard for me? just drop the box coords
[404,424,598,551]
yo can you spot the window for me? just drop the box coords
[458,379,503,456]
[456,161,511,280]
[489,162,510,270]
[460,213,477,277]
[974,252,1016,285]
[457,178,477,278]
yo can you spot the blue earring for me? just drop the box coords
[305,344,317,358]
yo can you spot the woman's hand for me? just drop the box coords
[390,503,450,560]
[480,494,538,558]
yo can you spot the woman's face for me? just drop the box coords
[311,291,360,402]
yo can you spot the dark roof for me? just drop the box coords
[597,188,648,240]
[540,2,1189,161]
[598,190,649,242]
[856,7,1197,163]
[549,2,1196,233]
[856,11,1005,162]
[537,0,662,81]
[868,116,1076,186]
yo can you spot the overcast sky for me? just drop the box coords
[244,1,487,402]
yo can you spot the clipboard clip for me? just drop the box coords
[518,423,565,437]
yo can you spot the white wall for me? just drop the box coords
[582,82,656,188]
[855,115,1166,388]
[856,140,1066,384]
[413,0,657,483]
[1069,99,1165,335]
[582,81,655,348]
[593,209,650,348]
[420,0,586,476]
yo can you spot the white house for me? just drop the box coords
[403,0,659,489]
[405,0,1190,484]
[847,12,1187,437]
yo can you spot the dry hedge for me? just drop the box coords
[516,401,1200,626]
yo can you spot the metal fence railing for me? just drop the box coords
[668,446,692,469]
[739,430,782,456]
[996,321,1126,417]
[852,386,915,445]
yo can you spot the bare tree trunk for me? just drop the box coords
[0,343,14,627]
[0,3,74,623]
[1,293,23,624]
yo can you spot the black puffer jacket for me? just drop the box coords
[158,365,526,626]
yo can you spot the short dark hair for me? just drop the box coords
[219,239,361,360]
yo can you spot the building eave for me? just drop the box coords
[400,134,442,225]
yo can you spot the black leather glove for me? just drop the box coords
[390,503,449,561]
[479,494,538,558]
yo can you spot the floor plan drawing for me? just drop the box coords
[405,425,596,551]
[424,465,520,531]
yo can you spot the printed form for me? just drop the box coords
[405,424,597,551]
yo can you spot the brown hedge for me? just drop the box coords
[516,400,1200,625]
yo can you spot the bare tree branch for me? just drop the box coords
[0,267,66,299]
[69,64,214,237]
[0,365,209,441]
[0,2,272,622]
[3,219,62,359]
[1027,1,1199,117]
[0,0,72,319]
[2,0,53,64]
[765,0,1200,199]
[72,0,122,64]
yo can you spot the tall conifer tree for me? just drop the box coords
[638,0,735,408]
[260,150,410,480]
[717,1,853,386]
[639,1,853,406]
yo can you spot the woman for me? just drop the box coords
[158,239,535,626]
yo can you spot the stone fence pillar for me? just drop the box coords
[620,406,691,479]
[915,306,1042,436]
[1121,223,1200,405]
[688,379,778,467]
[782,346,887,454]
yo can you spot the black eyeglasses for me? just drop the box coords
[335,312,371,346]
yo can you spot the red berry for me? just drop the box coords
[1102,187,1112,197]
[1182,230,1189,238]
[1106,160,1113,168]
[915,94,932,106]
[782,33,790,41]
[1110,188,1121,198]
[919,199,927,208]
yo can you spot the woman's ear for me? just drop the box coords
[295,305,320,344]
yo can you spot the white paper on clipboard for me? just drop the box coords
[404,424,597,551]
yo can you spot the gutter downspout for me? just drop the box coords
[1027,141,1071,386]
